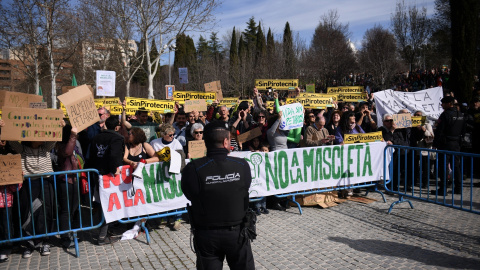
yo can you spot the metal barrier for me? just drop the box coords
[383,145,480,214]
[0,169,104,258]
[274,181,386,215]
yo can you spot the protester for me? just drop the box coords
[123,127,156,168]
[356,102,377,133]
[326,110,342,135]
[249,110,269,144]
[181,121,255,269]
[184,123,204,159]
[304,116,334,147]
[172,110,188,147]
[88,116,124,245]
[334,111,365,145]
[122,106,159,142]
[410,111,434,188]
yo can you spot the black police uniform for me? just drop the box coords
[181,148,255,270]
[433,105,465,194]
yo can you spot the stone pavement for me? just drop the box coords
[1,189,480,270]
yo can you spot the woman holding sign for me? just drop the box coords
[123,128,156,169]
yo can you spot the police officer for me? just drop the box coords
[431,96,465,195]
[181,121,255,270]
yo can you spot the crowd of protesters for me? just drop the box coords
[0,78,479,262]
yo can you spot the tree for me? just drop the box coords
[309,10,356,88]
[266,28,276,78]
[449,0,479,102]
[283,22,295,78]
[130,0,219,99]
[391,0,431,71]
[243,17,257,52]
[359,25,401,89]
[229,27,239,91]
[429,0,451,67]
[255,21,267,73]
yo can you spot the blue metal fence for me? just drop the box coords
[0,169,103,257]
[383,145,480,214]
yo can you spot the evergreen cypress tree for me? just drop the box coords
[266,28,276,77]
[283,22,295,78]
[229,27,239,93]
[243,17,257,53]
[132,39,148,85]
[197,35,210,60]
[255,22,267,67]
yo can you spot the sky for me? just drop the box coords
[196,0,436,50]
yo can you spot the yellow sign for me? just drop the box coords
[297,93,338,102]
[255,79,299,90]
[344,131,383,144]
[156,147,171,162]
[266,101,274,110]
[219,97,239,108]
[173,91,216,103]
[336,92,368,102]
[411,116,427,127]
[94,98,120,109]
[286,97,334,109]
[327,86,364,94]
[125,97,175,114]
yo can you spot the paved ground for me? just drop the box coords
[1,186,480,270]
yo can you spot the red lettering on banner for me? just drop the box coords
[103,174,120,189]
[134,189,146,206]
[122,190,133,207]
[121,166,133,184]
[107,193,121,212]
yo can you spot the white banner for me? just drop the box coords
[96,70,116,97]
[374,87,443,127]
[100,142,389,223]
[279,103,304,130]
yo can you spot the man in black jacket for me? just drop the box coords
[88,115,124,245]
[181,122,255,270]
[431,96,465,195]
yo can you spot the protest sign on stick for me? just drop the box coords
[1,107,63,141]
[96,70,116,97]
[0,154,24,185]
[0,90,43,108]
[279,103,304,130]
[58,85,100,132]
[411,116,427,127]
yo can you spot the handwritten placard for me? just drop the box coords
[237,127,262,143]
[61,86,76,94]
[29,102,48,109]
[0,154,23,185]
[393,114,412,129]
[1,107,63,141]
[184,99,207,112]
[58,84,100,132]
[0,90,43,108]
[411,116,427,127]
[188,140,206,159]
[279,103,304,130]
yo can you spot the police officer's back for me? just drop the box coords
[181,121,254,270]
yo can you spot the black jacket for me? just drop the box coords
[87,129,125,175]
[181,148,252,227]
[434,107,465,149]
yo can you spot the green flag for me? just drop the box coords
[72,74,77,86]
[38,86,44,102]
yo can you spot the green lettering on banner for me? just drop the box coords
[291,151,299,167]
[363,144,373,176]
[332,146,341,180]
[143,164,159,203]
[157,163,168,200]
[346,145,355,177]
[278,151,289,189]
[323,147,332,179]
[175,174,183,197]
[340,145,348,178]
[303,149,315,182]
[355,144,364,176]
[315,148,323,180]
[161,162,175,200]
[265,152,279,191]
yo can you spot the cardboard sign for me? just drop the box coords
[411,116,427,127]
[344,131,383,144]
[165,85,174,100]
[188,140,206,159]
[393,114,412,129]
[204,82,216,92]
[96,70,116,97]
[237,127,262,143]
[0,154,23,185]
[125,97,175,113]
[327,86,364,93]
[61,86,76,94]
[1,107,63,141]
[0,90,43,108]
[184,99,207,112]
[57,84,100,132]
[29,102,48,109]
[255,79,299,90]
[279,103,304,130]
